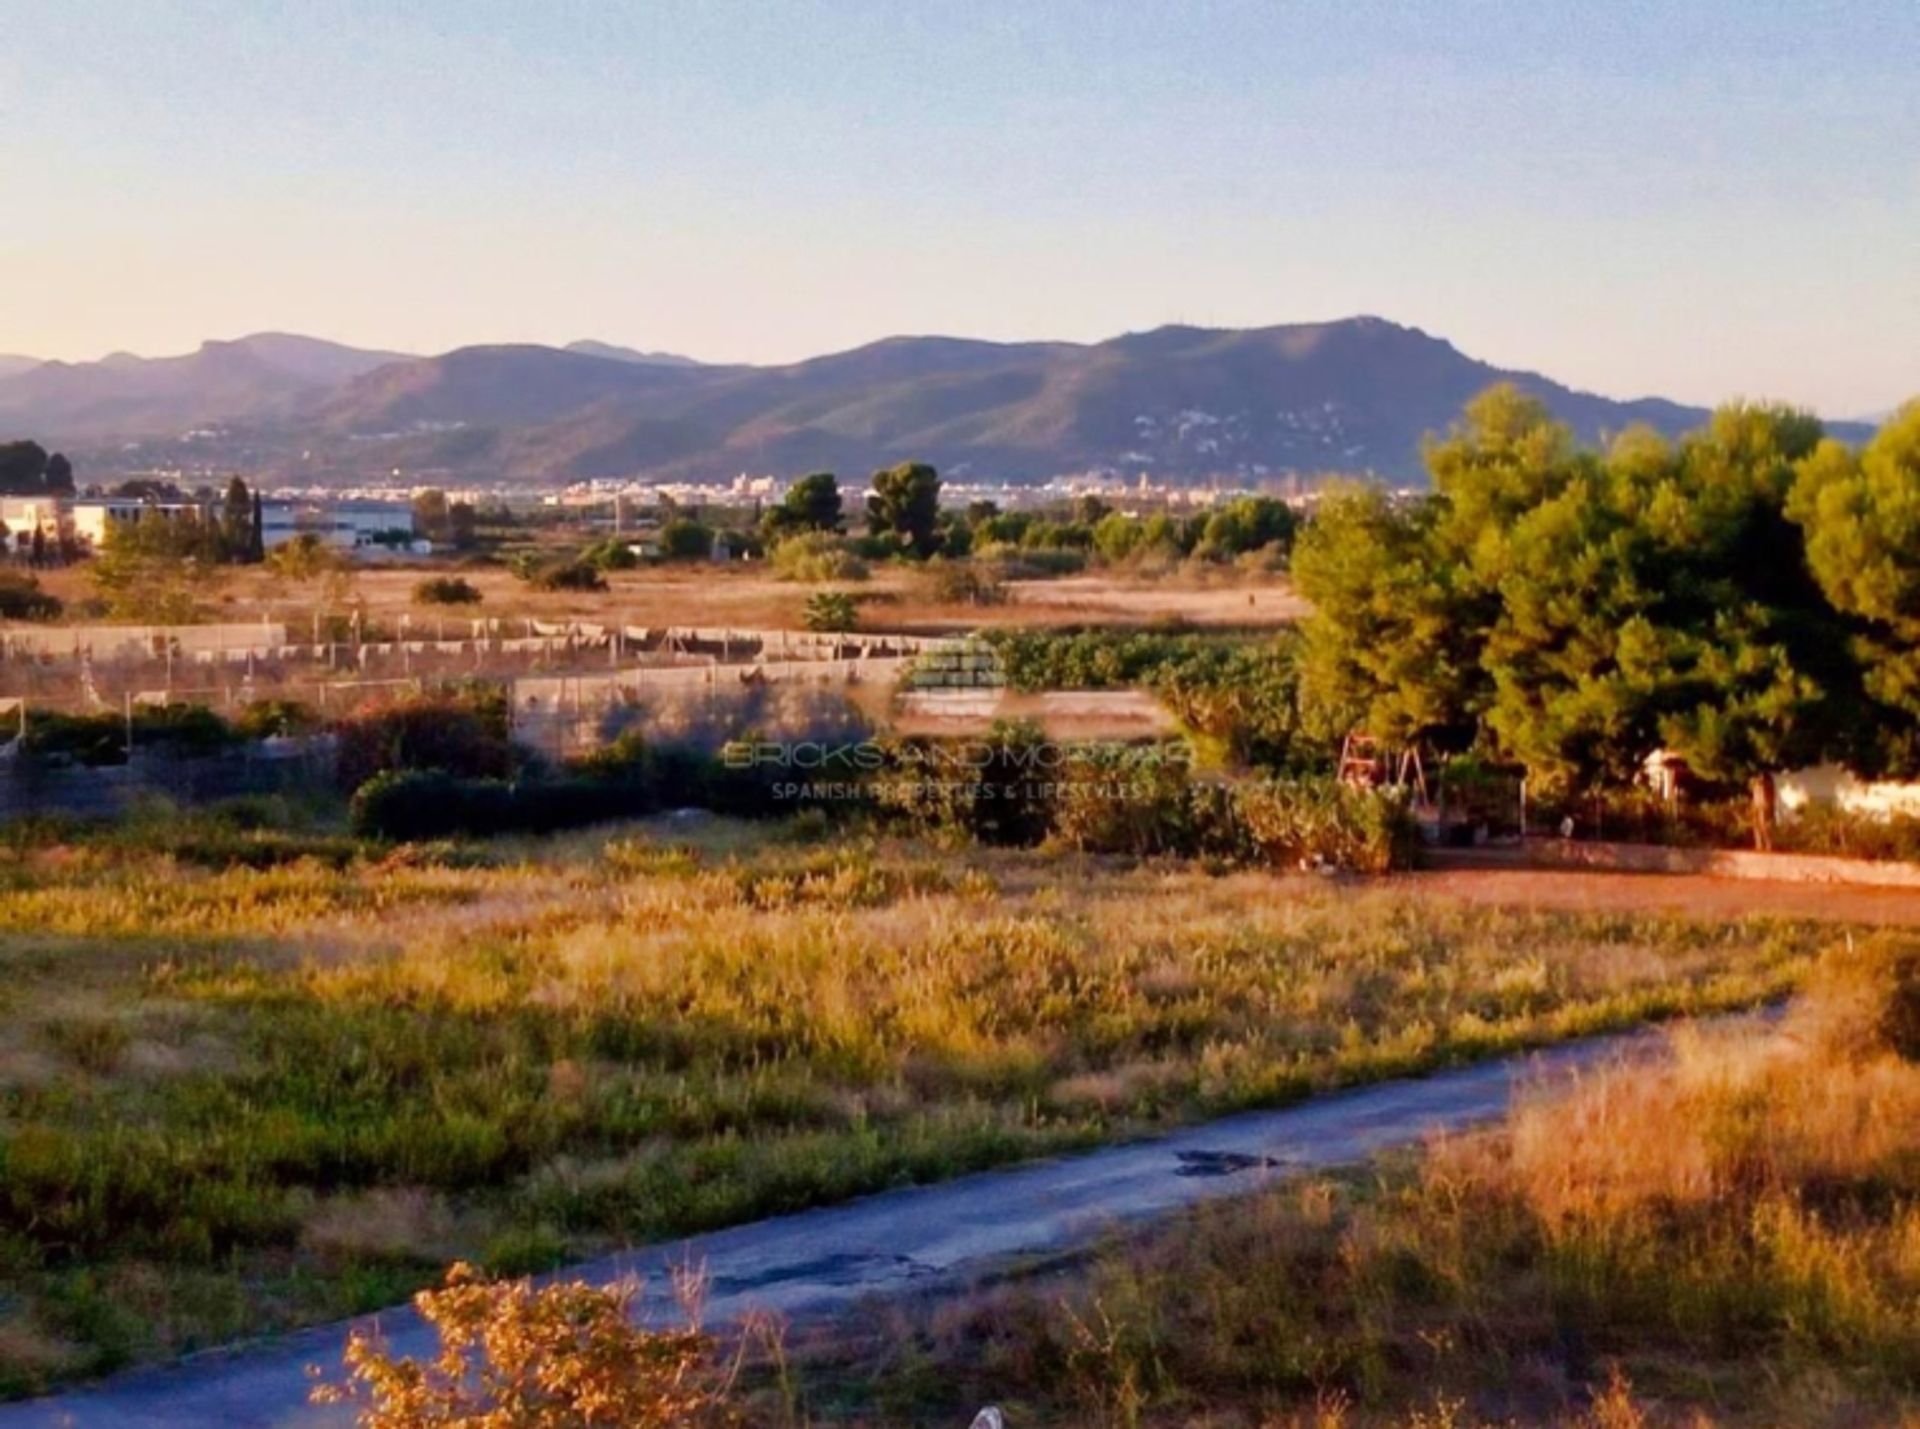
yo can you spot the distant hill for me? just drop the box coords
[564,340,700,368]
[0,334,410,440]
[0,357,41,381]
[316,344,716,431]
[1,319,1880,486]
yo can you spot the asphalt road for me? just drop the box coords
[0,1027,1669,1428]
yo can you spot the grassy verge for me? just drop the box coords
[796,938,1920,1427]
[0,813,1846,1396]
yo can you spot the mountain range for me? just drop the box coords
[0,320,1875,488]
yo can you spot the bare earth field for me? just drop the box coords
[27,563,1305,636]
[1002,575,1309,626]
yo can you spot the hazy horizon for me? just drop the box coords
[5,1,1915,418]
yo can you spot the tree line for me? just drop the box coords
[758,462,1299,566]
[1292,385,1920,844]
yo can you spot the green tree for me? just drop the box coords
[1477,456,1665,791]
[865,461,942,557]
[659,518,714,561]
[44,452,73,494]
[1789,400,1920,771]
[1422,385,1592,608]
[1646,405,1842,845]
[763,471,843,539]
[448,500,477,551]
[0,441,51,496]
[113,478,181,500]
[1298,386,1861,846]
[89,516,227,622]
[220,477,256,562]
[249,489,266,563]
[975,510,1034,547]
[1293,484,1482,746]
[1092,512,1147,564]
[412,489,451,543]
[1474,402,1843,844]
[1196,495,1299,560]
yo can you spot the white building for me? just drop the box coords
[38,494,415,556]
[70,497,214,549]
[260,498,415,552]
[0,497,72,554]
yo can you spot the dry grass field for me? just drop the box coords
[0,810,1845,1397]
[27,561,1305,637]
[801,937,1920,1428]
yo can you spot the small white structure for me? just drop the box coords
[1641,748,1691,803]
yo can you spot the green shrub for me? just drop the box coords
[136,703,244,758]
[332,695,515,793]
[351,730,837,839]
[1051,744,1197,856]
[658,519,715,562]
[988,547,1086,578]
[803,590,859,633]
[0,570,61,620]
[353,772,660,840]
[579,538,640,572]
[1227,778,1417,873]
[983,628,1316,770]
[231,699,321,740]
[1020,520,1094,553]
[873,722,1055,846]
[919,558,1006,606]
[413,576,483,606]
[528,560,606,593]
[11,704,242,766]
[351,770,480,839]
[1777,803,1920,863]
[770,532,869,582]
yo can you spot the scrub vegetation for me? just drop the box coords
[0,806,1834,1396]
[798,937,1920,1427]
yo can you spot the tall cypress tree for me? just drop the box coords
[249,490,267,563]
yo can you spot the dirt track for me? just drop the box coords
[1401,863,1920,927]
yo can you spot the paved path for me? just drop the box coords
[0,1027,1678,1428]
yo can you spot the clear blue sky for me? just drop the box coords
[1,0,1913,415]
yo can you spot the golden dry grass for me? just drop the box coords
[809,937,1920,1428]
[31,560,1303,636]
[0,817,1845,1397]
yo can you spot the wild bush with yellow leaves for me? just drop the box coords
[312,1263,736,1427]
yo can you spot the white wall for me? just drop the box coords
[1779,763,1920,822]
